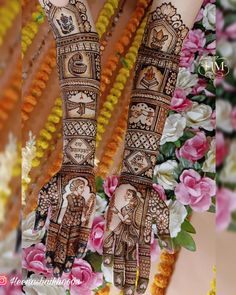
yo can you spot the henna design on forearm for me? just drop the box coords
[34,0,100,277]
[104,3,189,295]
[121,2,189,183]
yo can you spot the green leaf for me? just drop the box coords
[96,176,104,193]
[156,153,165,164]
[179,157,193,169]
[175,231,196,252]
[191,95,207,102]
[206,83,216,94]
[85,251,103,272]
[180,130,195,142]
[160,142,176,158]
[181,220,196,234]
[97,192,107,200]
[194,162,202,171]
[174,140,181,148]
[66,290,70,295]
[205,33,216,45]
[208,204,216,213]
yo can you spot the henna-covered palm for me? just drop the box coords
[103,2,189,294]
[103,179,172,294]
[35,171,96,276]
[35,0,100,276]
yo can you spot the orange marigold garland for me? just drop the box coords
[151,251,178,295]
[0,60,21,130]
[99,0,151,99]
[22,44,56,124]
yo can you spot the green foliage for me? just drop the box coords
[174,230,196,252]
[181,220,196,234]
[85,251,102,272]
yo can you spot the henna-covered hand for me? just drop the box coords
[104,2,189,294]
[103,179,172,295]
[34,0,100,277]
[34,171,96,276]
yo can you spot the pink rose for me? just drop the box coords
[216,132,228,166]
[182,29,206,53]
[231,106,236,130]
[206,40,216,55]
[171,88,192,112]
[177,132,209,162]
[153,183,167,201]
[22,243,52,277]
[62,259,103,295]
[103,176,119,198]
[216,188,236,231]
[180,49,195,69]
[175,169,215,212]
[88,216,105,255]
[191,78,207,95]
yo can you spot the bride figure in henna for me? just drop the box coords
[34,0,100,277]
[103,2,191,295]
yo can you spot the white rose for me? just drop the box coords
[217,99,233,133]
[160,114,186,145]
[221,0,236,10]
[166,200,188,238]
[22,212,45,248]
[101,263,113,284]
[202,138,216,173]
[176,68,199,95]
[220,140,236,183]
[202,3,216,31]
[96,194,107,215]
[184,102,213,131]
[154,160,178,190]
[0,230,21,273]
[199,55,215,80]
[23,274,66,295]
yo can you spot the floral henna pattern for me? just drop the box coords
[104,2,189,295]
[35,0,100,277]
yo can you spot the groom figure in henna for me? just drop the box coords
[34,0,100,277]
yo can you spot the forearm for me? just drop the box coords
[120,0,203,185]
[48,0,100,173]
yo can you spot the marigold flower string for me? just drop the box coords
[151,251,178,295]
[0,0,20,47]
[22,4,45,57]
[99,0,151,100]
[0,61,21,131]
[96,16,148,145]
